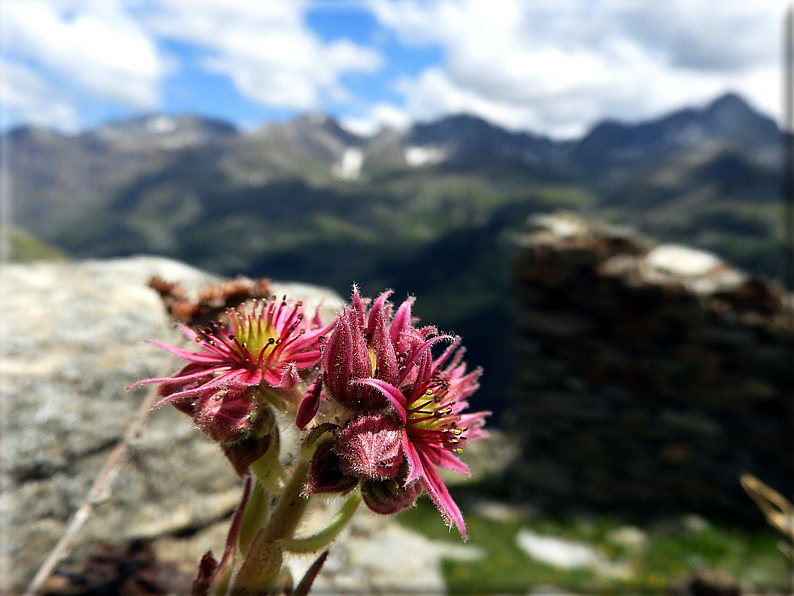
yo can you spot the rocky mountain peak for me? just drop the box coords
[87,114,237,150]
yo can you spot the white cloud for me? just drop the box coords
[366,0,784,137]
[3,0,165,108]
[147,0,382,111]
[0,57,79,131]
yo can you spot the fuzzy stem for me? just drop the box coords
[228,459,310,596]
[262,459,311,543]
[238,478,270,555]
[286,490,361,553]
[261,385,303,416]
[250,432,286,493]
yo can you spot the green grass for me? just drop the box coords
[529,184,598,208]
[397,498,788,595]
[3,227,68,263]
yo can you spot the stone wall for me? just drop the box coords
[506,213,794,518]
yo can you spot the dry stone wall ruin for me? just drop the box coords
[507,213,794,518]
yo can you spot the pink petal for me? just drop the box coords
[322,310,354,396]
[366,290,393,338]
[402,432,424,483]
[372,310,399,384]
[390,297,414,347]
[274,363,300,389]
[418,451,467,540]
[397,335,453,385]
[176,323,201,341]
[145,340,224,364]
[126,365,222,390]
[296,377,323,429]
[458,411,490,442]
[353,378,408,423]
[291,351,323,367]
[350,287,367,329]
[425,447,470,477]
[431,337,461,371]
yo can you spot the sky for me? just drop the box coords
[0,0,786,140]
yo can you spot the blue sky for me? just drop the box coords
[0,0,785,139]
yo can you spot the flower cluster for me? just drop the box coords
[131,286,487,595]
[297,289,487,538]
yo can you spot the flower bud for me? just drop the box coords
[304,440,359,495]
[194,385,258,443]
[335,415,403,480]
[361,479,422,515]
[219,401,276,477]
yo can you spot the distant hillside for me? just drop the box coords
[2,227,67,263]
[570,93,779,179]
[4,93,782,418]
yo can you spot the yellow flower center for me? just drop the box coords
[408,378,449,430]
[232,317,280,360]
[368,347,378,375]
[406,377,465,453]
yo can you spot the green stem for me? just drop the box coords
[261,385,303,415]
[250,433,286,493]
[286,490,361,553]
[262,459,311,543]
[229,458,310,595]
[238,478,269,555]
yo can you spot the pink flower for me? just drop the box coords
[305,286,488,539]
[301,287,434,422]
[357,338,488,540]
[130,296,332,408]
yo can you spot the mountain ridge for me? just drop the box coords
[5,92,778,159]
[6,91,780,265]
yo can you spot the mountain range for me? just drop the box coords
[5,92,783,417]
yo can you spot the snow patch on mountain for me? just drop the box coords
[405,146,447,167]
[333,148,364,180]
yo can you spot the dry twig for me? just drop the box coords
[23,361,173,596]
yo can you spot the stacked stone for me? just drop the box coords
[507,213,794,518]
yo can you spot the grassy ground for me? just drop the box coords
[397,496,788,595]
[3,227,68,263]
